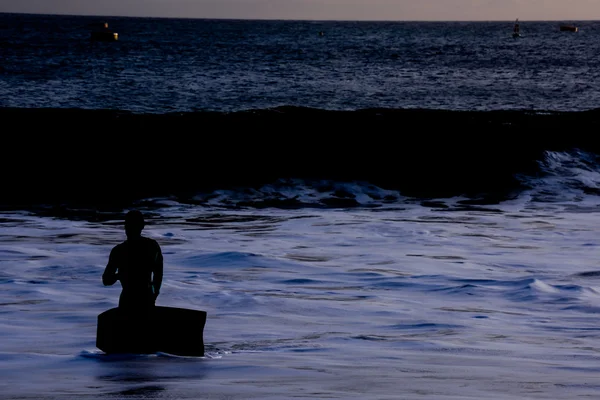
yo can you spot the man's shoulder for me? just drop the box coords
[112,241,128,251]
[109,241,128,258]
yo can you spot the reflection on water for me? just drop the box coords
[86,352,210,398]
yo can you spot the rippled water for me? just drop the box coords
[3,167,600,398]
[2,14,600,112]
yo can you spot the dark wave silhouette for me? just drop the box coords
[3,106,600,210]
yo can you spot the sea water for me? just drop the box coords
[3,12,600,400]
[4,162,600,399]
[2,14,600,113]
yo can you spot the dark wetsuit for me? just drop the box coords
[102,236,163,312]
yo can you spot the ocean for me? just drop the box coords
[3,12,600,400]
[3,13,600,113]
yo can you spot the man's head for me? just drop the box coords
[125,210,145,239]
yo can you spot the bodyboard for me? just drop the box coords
[96,306,207,356]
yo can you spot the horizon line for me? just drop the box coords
[1,11,596,23]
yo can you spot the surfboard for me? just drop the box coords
[96,306,207,356]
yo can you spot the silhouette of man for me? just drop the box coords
[102,210,163,312]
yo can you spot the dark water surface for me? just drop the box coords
[2,13,600,113]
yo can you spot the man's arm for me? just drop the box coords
[102,248,119,286]
[152,242,164,298]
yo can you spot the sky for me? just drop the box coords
[1,0,599,21]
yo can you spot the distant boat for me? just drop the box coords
[512,18,521,38]
[559,24,578,32]
[89,22,118,41]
